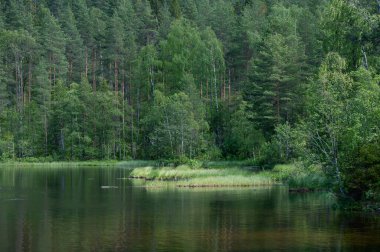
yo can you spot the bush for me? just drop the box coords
[271,163,329,190]
[344,142,380,201]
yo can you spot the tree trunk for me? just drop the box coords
[44,113,48,156]
[114,60,118,96]
[200,81,203,98]
[223,72,226,100]
[276,83,280,122]
[60,128,65,152]
[212,53,218,111]
[361,46,368,70]
[28,59,32,103]
[85,47,88,78]
[164,109,174,156]
[53,63,56,85]
[150,66,154,100]
[92,49,96,92]
[206,79,209,100]
[181,120,184,155]
[228,68,231,105]
[49,54,52,86]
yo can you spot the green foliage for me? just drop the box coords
[224,101,265,159]
[270,163,329,190]
[130,166,274,186]
[321,0,376,70]
[245,4,307,134]
[141,90,208,159]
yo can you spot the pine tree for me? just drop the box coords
[245,4,307,135]
[37,7,68,86]
[58,5,84,83]
[135,0,158,46]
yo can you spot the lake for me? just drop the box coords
[0,166,379,251]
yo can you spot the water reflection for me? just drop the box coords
[0,166,379,251]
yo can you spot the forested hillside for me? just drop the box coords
[0,0,379,200]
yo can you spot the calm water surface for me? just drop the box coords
[0,166,379,252]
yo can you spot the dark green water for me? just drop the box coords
[0,166,379,252]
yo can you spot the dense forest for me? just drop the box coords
[0,0,379,200]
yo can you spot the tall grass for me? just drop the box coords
[129,166,253,180]
[266,163,329,190]
[129,165,275,187]
[175,175,274,187]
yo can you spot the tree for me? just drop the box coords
[245,4,307,135]
[160,19,204,93]
[58,5,84,83]
[141,90,208,159]
[37,7,68,86]
[135,0,158,45]
[105,12,125,95]
[0,29,36,110]
[225,101,265,159]
[321,0,375,70]
[304,53,380,197]
[169,0,181,18]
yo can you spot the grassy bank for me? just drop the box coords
[129,165,275,187]
[263,163,330,191]
[128,162,329,189]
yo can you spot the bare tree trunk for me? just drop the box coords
[212,53,218,111]
[362,46,368,70]
[49,54,52,86]
[228,68,231,105]
[15,59,21,110]
[129,64,135,159]
[128,65,132,106]
[60,128,65,152]
[53,63,56,85]
[136,85,140,147]
[200,81,203,98]
[164,109,174,156]
[92,49,96,92]
[20,63,24,108]
[85,47,88,77]
[114,60,118,96]
[276,83,280,122]
[69,59,73,81]
[150,66,154,100]
[181,120,184,155]
[223,72,226,100]
[28,59,32,103]
[44,113,48,156]
[122,69,126,159]
[206,79,209,100]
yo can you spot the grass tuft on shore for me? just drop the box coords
[129,165,275,187]
[266,163,329,190]
[175,175,274,187]
[129,166,253,180]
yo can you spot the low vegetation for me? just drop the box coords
[128,163,327,189]
[266,164,330,191]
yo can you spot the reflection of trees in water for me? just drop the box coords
[208,200,235,252]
